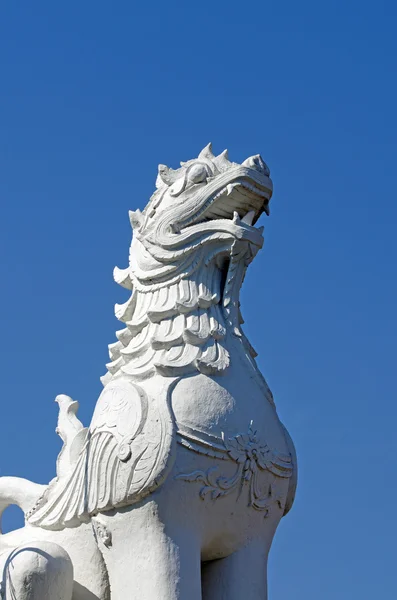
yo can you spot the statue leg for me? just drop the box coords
[96,503,202,600]
[201,538,270,600]
[0,541,73,600]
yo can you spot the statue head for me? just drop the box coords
[116,143,273,289]
[107,144,274,382]
[142,141,271,229]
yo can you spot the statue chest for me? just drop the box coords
[170,367,290,459]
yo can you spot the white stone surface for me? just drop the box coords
[0,144,297,599]
[0,541,73,600]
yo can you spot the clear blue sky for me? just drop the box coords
[1,2,396,598]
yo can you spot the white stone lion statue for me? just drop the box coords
[0,144,296,600]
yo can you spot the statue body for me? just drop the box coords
[0,145,296,599]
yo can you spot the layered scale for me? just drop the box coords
[102,260,232,383]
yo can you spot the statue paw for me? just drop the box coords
[0,541,73,600]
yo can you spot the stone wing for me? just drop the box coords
[27,380,175,530]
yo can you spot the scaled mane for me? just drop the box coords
[102,144,273,384]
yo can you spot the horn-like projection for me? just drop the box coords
[198,142,215,160]
[214,149,231,173]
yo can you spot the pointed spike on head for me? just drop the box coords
[215,148,232,172]
[198,142,214,160]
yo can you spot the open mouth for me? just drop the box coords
[198,178,271,226]
[181,155,272,231]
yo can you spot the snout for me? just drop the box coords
[241,154,270,177]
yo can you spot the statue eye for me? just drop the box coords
[188,164,208,184]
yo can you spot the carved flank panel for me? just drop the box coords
[176,424,292,515]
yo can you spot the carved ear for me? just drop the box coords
[157,164,179,187]
[198,143,214,161]
[129,209,143,229]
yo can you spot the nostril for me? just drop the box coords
[252,155,270,176]
[242,155,270,177]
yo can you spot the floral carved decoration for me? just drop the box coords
[175,423,292,516]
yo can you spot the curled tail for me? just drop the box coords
[0,477,46,534]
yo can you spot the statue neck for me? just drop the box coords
[102,248,257,385]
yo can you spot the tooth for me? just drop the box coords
[227,184,234,196]
[233,211,241,224]
[242,210,255,226]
